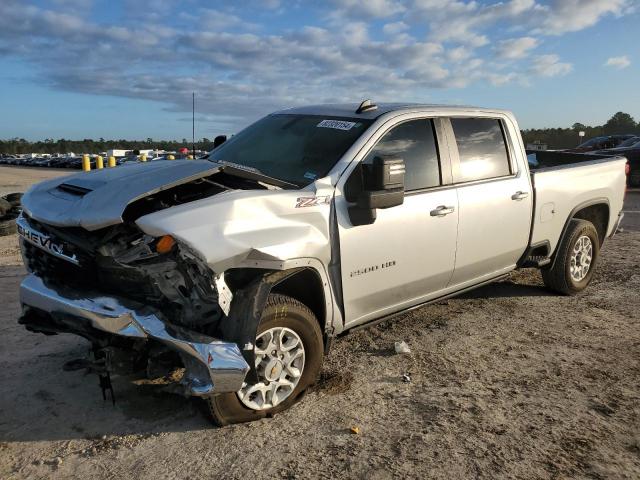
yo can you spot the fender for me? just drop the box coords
[546,197,610,271]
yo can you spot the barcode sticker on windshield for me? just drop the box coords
[317,119,357,131]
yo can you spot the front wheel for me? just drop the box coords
[206,294,323,426]
[542,219,600,295]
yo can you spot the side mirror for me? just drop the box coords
[347,156,405,226]
[213,135,227,148]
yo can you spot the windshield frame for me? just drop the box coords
[207,113,374,188]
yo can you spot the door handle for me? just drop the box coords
[430,205,455,217]
[511,191,529,201]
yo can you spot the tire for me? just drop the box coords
[0,216,17,236]
[3,192,22,207]
[0,198,10,217]
[206,294,323,426]
[629,173,640,188]
[542,219,599,295]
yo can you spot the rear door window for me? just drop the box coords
[450,118,511,183]
[363,119,441,191]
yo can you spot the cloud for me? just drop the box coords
[447,46,472,62]
[412,0,537,47]
[51,0,93,10]
[528,54,573,77]
[382,21,409,35]
[494,37,539,60]
[532,0,630,35]
[0,0,625,134]
[330,0,405,19]
[261,0,281,8]
[604,55,631,69]
[198,10,253,31]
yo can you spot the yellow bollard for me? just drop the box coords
[108,156,116,168]
[82,154,91,172]
[167,154,175,160]
[187,155,193,160]
[140,154,147,162]
[96,155,104,169]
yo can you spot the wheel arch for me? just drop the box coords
[220,263,333,383]
[571,201,609,246]
[547,198,609,271]
[270,267,327,338]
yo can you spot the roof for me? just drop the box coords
[275,102,490,120]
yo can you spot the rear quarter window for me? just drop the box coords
[451,118,511,183]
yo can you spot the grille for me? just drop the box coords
[22,239,97,289]
[20,216,97,289]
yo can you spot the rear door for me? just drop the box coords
[336,117,459,327]
[445,117,532,287]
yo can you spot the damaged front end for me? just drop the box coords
[17,213,250,396]
[17,159,334,402]
[15,161,278,397]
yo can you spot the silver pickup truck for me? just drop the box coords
[16,102,627,425]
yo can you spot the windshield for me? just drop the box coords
[617,137,640,148]
[578,137,605,148]
[208,114,372,186]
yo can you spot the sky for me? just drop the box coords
[0,0,638,141]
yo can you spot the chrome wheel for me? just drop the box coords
[237,327,305,411]
[570,235,593,282]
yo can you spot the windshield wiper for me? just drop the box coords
[213,160,300,189]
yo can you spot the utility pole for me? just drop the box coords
[192,92,196,158]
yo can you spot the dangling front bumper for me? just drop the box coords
[19,274,249,396]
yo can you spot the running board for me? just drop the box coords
[521,256,551,268]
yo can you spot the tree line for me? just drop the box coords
[1,112,639,155]
[0,138,215,156]
[522,112,639,149]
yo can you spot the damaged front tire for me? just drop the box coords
[206,294,323,426]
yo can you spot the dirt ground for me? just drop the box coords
[0,166,639,479]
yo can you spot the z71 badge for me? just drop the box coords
[295,196,331,208]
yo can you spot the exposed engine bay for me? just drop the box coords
[21,169,265,336]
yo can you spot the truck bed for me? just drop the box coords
[528,152,627,253]
[527,151,625,170]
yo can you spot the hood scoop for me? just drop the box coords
[57,183,93,196]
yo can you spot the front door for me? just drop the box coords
[336,118,459,327]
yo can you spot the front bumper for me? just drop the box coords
[19,274,249,396]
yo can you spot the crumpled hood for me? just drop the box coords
[21,160,221,230]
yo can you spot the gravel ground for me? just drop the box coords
[0,166,639,479]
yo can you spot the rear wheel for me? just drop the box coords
[542,219,599,295]
[206,294,323,426]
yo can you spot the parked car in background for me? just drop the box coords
[47,157,73,168]
[608,136,640,149]
[596,137,640,186]
[66,156,89,169]
[565,134,636,153]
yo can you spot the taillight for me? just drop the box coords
[624,161,630,198]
